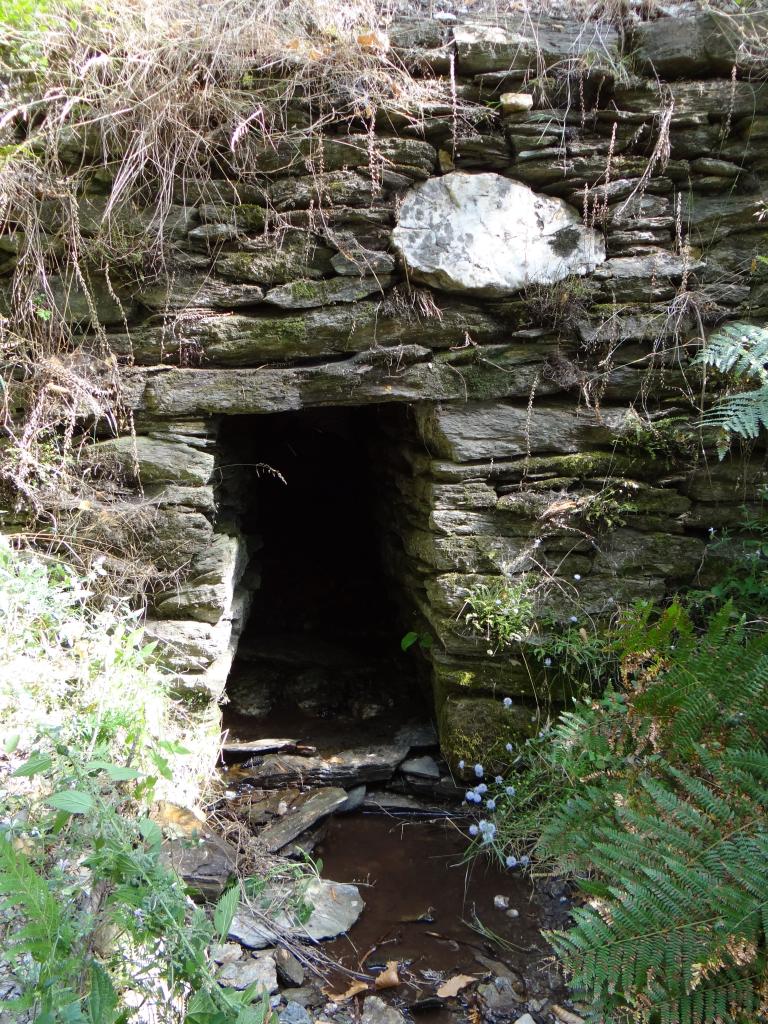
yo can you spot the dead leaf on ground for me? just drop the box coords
[436,974,477,999]
[323,980,369,1002]
[356,30,390,51]
[374,961,401,990]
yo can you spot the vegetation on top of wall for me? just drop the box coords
[0,0,466,578]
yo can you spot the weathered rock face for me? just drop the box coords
[392,173,605,296]
[9,3,768,764]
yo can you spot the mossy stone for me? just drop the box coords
[438,697,539,771]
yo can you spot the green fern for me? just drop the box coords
[536,605,768,1024]
[696,322,768,445]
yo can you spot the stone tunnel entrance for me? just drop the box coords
[217,405,434,754]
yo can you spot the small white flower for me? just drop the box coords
[569,615,578,623]
[573,573,581,581]
[505,742,514,753]
[503,696,513,707]
[533,539,541,547]
[474,764,484,777]
[544,657,552,667]
[458,759,465,769]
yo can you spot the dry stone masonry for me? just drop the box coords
[5,3,768,765]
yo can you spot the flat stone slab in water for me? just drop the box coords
[259,787,349,853]
[229,878,364,948]
[400,755,440,779]
[245,744,409,788]
[362,995,406,1024]
[222,738,300,756]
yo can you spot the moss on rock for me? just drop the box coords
[439,696,539,772]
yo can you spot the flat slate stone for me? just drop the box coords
[395,721,439,750]
[400,755,440,780]
[259,788,348,853]
[161,832,236,900]
[221,738,300,756]
[229,878,364,948]
[245,744,410,788]
[392,172,604,297]
[92,436,214,486]
[264,275,393,309]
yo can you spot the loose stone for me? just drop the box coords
[361,996,407,1024]
[279,1001,313,1024]
[218,955,278,993]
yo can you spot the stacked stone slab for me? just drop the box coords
[4,4,768,760]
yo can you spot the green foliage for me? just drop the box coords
[533,622,616,700]
[0,741,266,1024]
[0,541,268,1023]
[461,574,536,654]
[688,501,768,620]
[614,415,697,466]
[579,483,638,531]
[696,322,768,452]
[400,630,433,653]
[533,603,768,1024]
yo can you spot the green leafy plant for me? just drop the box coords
[696,322,768,452]
[691,504,768,620]
[579,483,638,532]
[401,630,433,653]
[461,574,536,654]
[0,740,269,1024]
[0,540,275,1023]
[535,603,768,1024]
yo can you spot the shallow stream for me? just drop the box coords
[218,696,573,1024]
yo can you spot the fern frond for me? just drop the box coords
[696,323,768,381]
[695,322,768,445]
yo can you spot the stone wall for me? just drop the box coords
[5,3,768,763]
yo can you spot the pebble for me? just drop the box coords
[218,954,278,992]
[361,995,407,1024]
[506,908,520,919]
[210,942,243,964]
[275,947,306,986]
[513,1016,537,1024]
[493,894,509,910]
[279,1001,313,1024]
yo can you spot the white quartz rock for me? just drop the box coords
[391,172,605,297]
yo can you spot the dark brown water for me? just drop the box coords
[317,814,567,1010]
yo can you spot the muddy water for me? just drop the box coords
[318,814,569,1014]
[220,666,571,1018]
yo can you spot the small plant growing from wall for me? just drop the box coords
[696,321,768,455]
[460,573,536,654]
